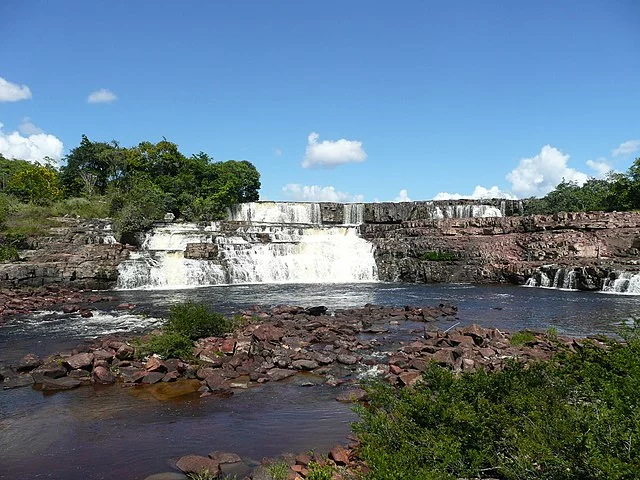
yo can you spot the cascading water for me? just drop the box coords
[117,201,510,290]
[603,272,640,294]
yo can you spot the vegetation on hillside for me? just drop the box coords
[0,136,260,243]
[524,157,640,214]
[354,329,640,480]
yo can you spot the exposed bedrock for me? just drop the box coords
[365,211,640,287]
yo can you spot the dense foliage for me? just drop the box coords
[354,331,640,480]
[0,135,260,241]
[524,158,640,214]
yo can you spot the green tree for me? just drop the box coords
[6,164,61,205]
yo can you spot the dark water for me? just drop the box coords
[2,282,640,479]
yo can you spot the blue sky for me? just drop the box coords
[1,1,639,201]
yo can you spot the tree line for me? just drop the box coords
[524,157,640,215]
[0,135,260,238]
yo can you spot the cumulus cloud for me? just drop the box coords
[395,189,411,202]
[274,148,282,156]
[87,88,117,104]
[433,185,516,200]
[612,139,640,157]
[0,122,64,164]
[18,117,43,135]
[0,77,32,102]
[282,183,364,202]
[505,145,589,198]
[586,159,612,178]
[302,132,367,168]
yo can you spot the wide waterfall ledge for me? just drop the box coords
[117,200,514,290]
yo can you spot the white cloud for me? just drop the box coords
[18,117,43,135]
[506,145,589,198]
[612,139,640,157]
[87,88,117,104]
[586,159,612,178]
[0,77,32,102]
[274,148,282,156]
[0,122,64,164]
[282,183,364,202]
[395,189,411,202]
[434,185,516,200]
[302,132,367,168]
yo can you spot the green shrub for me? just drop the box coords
[266,462,290,480]
[139,332,193,359]
[354,331,640,480]
[166,301,234,340]
[421,251,456,261]
[307,461,334,480]
[0,244,19,262]
[510,330,537,346]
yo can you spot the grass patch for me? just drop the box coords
[307,461,335,480]
[510,330,537,346]
[0,244,19,262]
[186,468,218,480]
[138,332,193,360]
[266,461,290,480]
[421,251,456,261]
[166,301,237,340]
[354,329,640,480]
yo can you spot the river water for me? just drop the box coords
[2,282,640,479]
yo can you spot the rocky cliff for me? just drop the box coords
[0,218,131,289]
[363,210,640,287]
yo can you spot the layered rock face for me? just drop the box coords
[0,218,131,289]
[364,210,640,286]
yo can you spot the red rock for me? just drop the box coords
[92,366,115,384]
[220,338,236,354]
[208,451,241,464]
[399,370,421,387]
[116,344,135,360]
[65,352,94,370]
[253,324,285,342]
[389,364,403,375]
[175,455,220,475]
[329,446,350,465]
[145,356,167,373]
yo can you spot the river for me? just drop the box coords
[1,282,639,479]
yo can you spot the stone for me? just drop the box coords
[3,374,34,389]
[143,473,187,480]
[16,353,42,372]
[64,352,94,370]
[93,349,115,362]
[162,371,181,382]
[145,356,167,373]
[31,364,68,383]
[40,376,82,391]
[228,376,250,389]
[305,306,327,316]
[116,344,135,360]
[432,348,456,366]
[142,372,165,384]
[205,373,232,394]
[92,366,115,384]
[68,369,92,380]
[208,451,241,464]
[399,370,421,387]
[291,359,319,371]
[336,388,368,403]
[175,455,220,475]
[329,445,350,465]
[337,354,358,365]
[266,368,297,382]
[253,324,285,342]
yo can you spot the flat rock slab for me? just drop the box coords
[41,377,82,391]
[175,455,220,475]
[266,368,297,381]
[3,374,34,389]
[208,451,241,464]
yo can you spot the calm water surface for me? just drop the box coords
[1,282,640,479]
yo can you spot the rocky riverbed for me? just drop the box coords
[1,302,595,479]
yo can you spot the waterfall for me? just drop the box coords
[117,222,378,289]
[343,203,364,225]
[603,272,640,294]
[227,202,321,225]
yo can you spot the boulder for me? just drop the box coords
[175,455,220,475]
[329,445,350,465]
[336,354,358,365]
[41,377,82,391]
[92,366,115,384]
[64,352,94,370]
[3,374,34,389]
[16,354,42,372]
[266,368,297,382]
[116,344,135,360]
[145,356,167,373]
[208,451,241,464]
[291,359,319,371]
[142,372,165,384]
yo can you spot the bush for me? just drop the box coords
[139,332,193,359]
[354,331,640,480]
[52,197,110,218]
[0,244,19,262]
[421,251,456,261]
[510,330,537,346]
[166,301,234,340]
[306,462,334,480]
